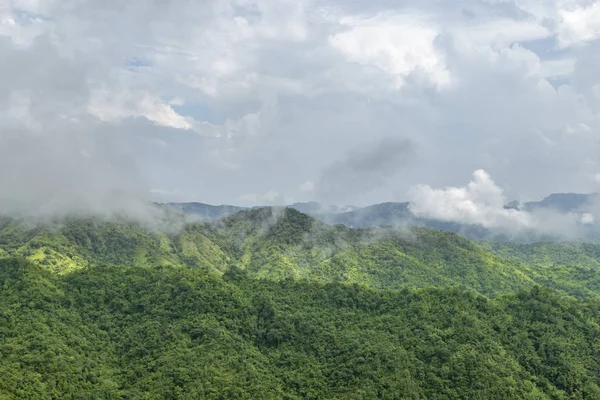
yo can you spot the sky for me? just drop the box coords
[1,0,600,214]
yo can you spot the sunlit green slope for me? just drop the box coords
[0,217,232,275]
[481,241,600,269]
[2,208,600,299]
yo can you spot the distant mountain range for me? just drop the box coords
[166,201,359,221]
[166,202,247,220]
[166,193,600,240]
[510,193,600,213]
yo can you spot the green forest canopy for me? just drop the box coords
[3,208,600,398]
[2,258,600,399]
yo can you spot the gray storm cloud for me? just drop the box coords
[315,137,415,204]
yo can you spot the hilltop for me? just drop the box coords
[2,207,600,300]
[165,192,600,242]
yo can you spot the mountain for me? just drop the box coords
[3,207,600,300]
[481,241,600,300]
[518,193,600,213]
[319,202,498,241]
[166,200,425,226]
[166,202,246,220]
[166,201,358,221]
[481,241,600,269]
[205,208,531,295]
[288,201,358,215]
[166,201,489,237]
[317,202,413,227]
[166,193,600,240]
[5,209,600,397]
[0,209,529,297]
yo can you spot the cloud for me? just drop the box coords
[0,35,154,220]
[316,137,415,204]
[558,2,600,48]
[408,169,532,229]
[88,90,202,132]
[329,12,450,89]
[581,212,595,225]
[298,180,315,193]
[2,0,600,209]
[408,169,598,239]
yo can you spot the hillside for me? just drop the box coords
[0,217,232,275]
[0,209,537,297]
[480,242,600,299]
[481,242,600,268]
[4,210,600,398]
[2,257,600,399]
[1,208,600,300]
[206,208,533,295]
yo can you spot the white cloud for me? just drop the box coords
[329,13,450,89]
[558,2,600,48]
[89,90,197,131]
[581,212,595,224]
[151,188,183,197]
[408,169,599,238]
[1,0,600,208]
[408,169,533,229]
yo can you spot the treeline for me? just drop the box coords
[2,257,600,399]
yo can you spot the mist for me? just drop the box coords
[2,2,600,243]
[407,169,600,241]
[0,35,159,224]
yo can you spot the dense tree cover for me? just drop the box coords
[3,208,600,300]
[4,209,600,398]
[481,242,600,269]
[480,242,600,300]
[2,257,600,399]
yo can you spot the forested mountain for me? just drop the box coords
[4,208,600,398]
[166,201,360,221]
[481,241,600,269]
[166,193,600,240]
[3,257,600,399]
[166,200,471,230]
[2,207,600,299]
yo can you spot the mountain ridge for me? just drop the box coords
[3,207,600,300]
[165,192,600,241]
[4,206,600,397]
